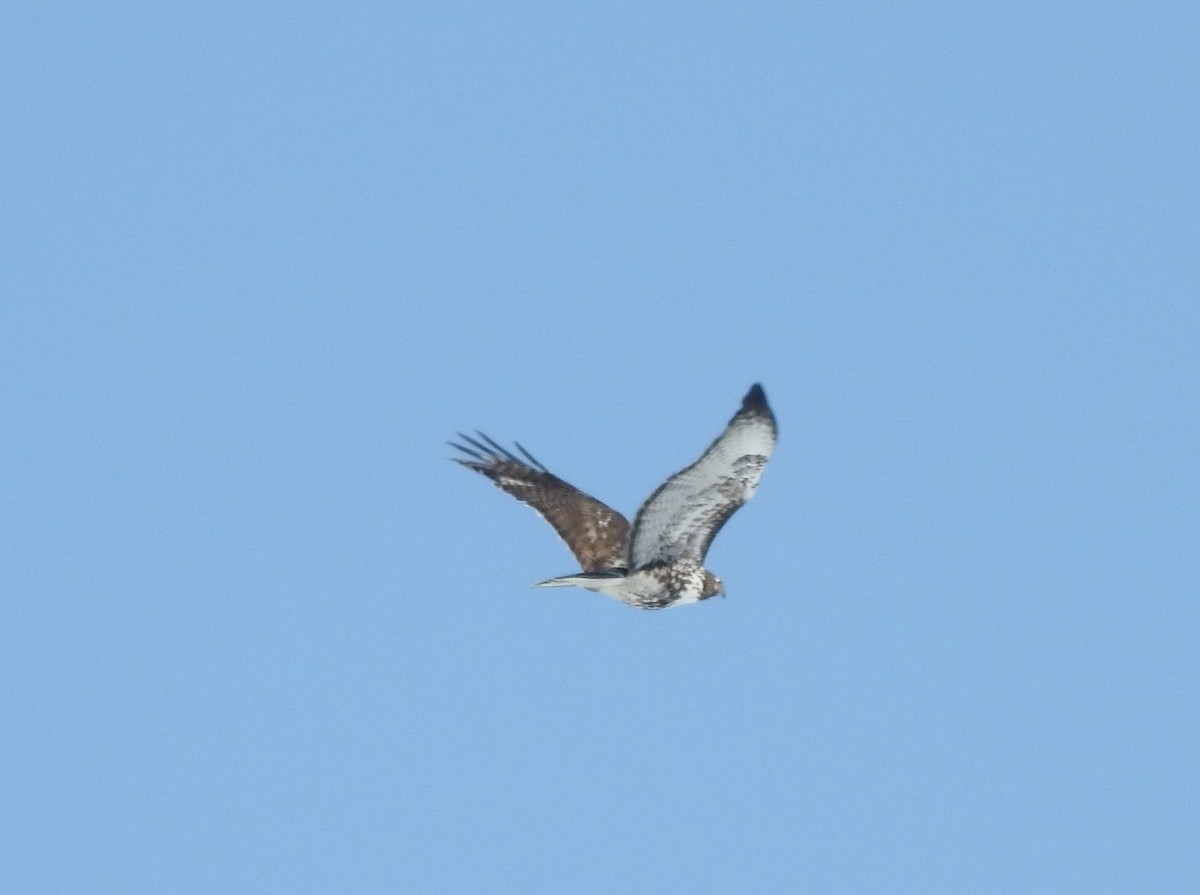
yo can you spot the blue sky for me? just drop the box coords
[3,2,1198,892]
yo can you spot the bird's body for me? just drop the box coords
[451,384,777,610]
[533,560,718,610]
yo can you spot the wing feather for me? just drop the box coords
[450,432,631,571]
[628,384,777,568]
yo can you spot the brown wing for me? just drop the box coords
[450,432,631,571]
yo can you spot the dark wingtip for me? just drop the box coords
[743,383,767,409]
[739,383,776,431]
[448,437,484,469]
[512,440,548,472]
[448,431,549,472]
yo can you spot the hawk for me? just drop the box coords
[451,384,777,610]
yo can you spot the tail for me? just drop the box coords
[534,569,627,589]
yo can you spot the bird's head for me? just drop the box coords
[701,572,725,599]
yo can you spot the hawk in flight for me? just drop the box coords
[451,384,777,610]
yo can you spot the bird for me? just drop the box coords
[450,384,777,610]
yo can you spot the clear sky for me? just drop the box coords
[3,2,1198,892]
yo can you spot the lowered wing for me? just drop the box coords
[450,432,631,571]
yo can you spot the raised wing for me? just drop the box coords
[628,384,777,568]
[450,432,631,571]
